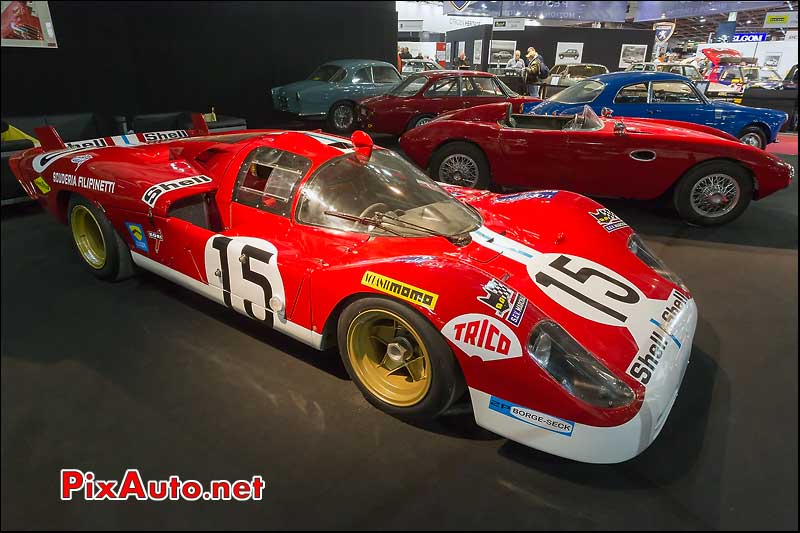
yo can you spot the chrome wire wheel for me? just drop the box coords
[740,132,763,148]
[346,309,431,407]
[689,173,741,218]
[414,116,433,128]
[70,204,107,269]
[439,153,479,187]
[332,104,354,131]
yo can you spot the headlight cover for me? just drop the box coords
[628,233,685,288]
[528,321,635,408]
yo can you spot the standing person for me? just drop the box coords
[455,51,470,69]
[506,50,525,69]
[524,47,548,97]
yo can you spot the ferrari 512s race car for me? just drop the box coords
[10,119,698,463]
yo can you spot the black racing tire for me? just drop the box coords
[738,125,767,149]
[337,296,465,421]
[326,101,356,134]
[429,141,491,190]
[673,160,753,226]
[406,114,435,132]
[67,195,134,281]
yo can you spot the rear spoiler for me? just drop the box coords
[33,112,210,152]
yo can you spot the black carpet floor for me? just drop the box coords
[1,153,797,530]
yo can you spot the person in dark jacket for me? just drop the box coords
[524,47,547,97]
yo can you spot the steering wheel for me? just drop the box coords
[359,203,389,219]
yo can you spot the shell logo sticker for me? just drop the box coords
[33,177,51,194]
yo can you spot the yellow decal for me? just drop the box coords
[361,271,438,310]
[33,177,51,194]
[128,224,144,241]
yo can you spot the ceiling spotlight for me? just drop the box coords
[539,13,544,19]
[746,19,752,24]
[699,17,706,22]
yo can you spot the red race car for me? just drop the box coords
[400,103,794,226]
[10,120,698,463]
[356,70,539,135]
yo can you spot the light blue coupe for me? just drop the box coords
[527,72,788,149]
[271,59,402,133]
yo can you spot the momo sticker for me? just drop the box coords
[361,271,438,311]
[489,396,574,436]
[441,313,522,362]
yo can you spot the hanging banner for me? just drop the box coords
[493,17,525,31]
[1,0,57,48]
[444,1,626,21]
[635,1,786,22]
[764,12,798,28]
[654,21,676,43]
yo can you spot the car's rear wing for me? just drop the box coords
[33,112,210,152]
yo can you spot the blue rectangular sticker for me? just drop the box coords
[489,396,574,436]
[125,222,149,253]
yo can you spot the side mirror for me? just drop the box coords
[601,107,614,118]
[613,121,626,135]
[351,130,373,160]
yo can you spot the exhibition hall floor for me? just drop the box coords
[1,152,797,530]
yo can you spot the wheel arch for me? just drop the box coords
[740,121,772,144]
[664,157,758,201]
[428,138,492,177]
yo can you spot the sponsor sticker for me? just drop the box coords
[589,208,628,232]
[52,172,116,194]
[477,279,528,327]
[33,177,51,194]
[441,313,522,362]
[141,175,213,208]
[70,154,93,170]
[361,271,438,310]
[489,396,574,436]
[626,289,690,386]
[494,190,559,203]
[147,229,164,253]
[126,222,149,253]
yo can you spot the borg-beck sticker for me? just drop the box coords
[477,279,528,327]
[489,396,574,436]
[33,177,51,194]
[52,172,116,193]
[126,222,148,252]
[441,313,522,362]
[361,271,438,310]
[494,190,559,203]
[141,175,212,207]
[590,208,628,232]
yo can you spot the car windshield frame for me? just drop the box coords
[742,67,782,82]
[495,76,519,97]
[548,79,605,104]
[294,149,483,238]
[566,65,607,78]
[307,64,346,82]
[391,74,429,96]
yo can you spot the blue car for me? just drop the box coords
[528,72,788,149]
[271,59,402,133]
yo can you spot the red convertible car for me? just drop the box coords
[11,120,698,463]
[356,70,539,135]
[400,103,794,225]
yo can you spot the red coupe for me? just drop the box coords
[11,120,698,463]
[356,70,539,135]
[399,103,794,226]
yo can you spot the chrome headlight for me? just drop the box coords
[528,321,635,408]
[628,233,685,288]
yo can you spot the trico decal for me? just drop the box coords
[441,313,522,362]
[70,154,93,170]
[494,190,559,203]
[33,177,51,194]
[141,175,212,207]
[529,253,644,326]
[126,222,149,253]
[477,279,527,327]
[361,271,438,311]
[489,396,574,436]
[52,172,116,194]
[204,236,286,326]
[627,290,690,386]
[589,208,628,232]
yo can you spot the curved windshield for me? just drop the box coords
[549,79,604,104]
[392,74,428,96]
[496,77,519,97]
[743,67,782,82]
[563,105,604,131]
[308,65,346,82]
[296,150,482,237]
[567,65,607,78]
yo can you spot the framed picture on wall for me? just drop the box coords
[555,42,584,65]
[1,1,57,48]
[446,41,452,64]
[489,40,516,66]
[619,44,647,68]
[473,39,482,66]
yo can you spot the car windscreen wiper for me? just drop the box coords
[323,210,405,237]
[375,212,471,246]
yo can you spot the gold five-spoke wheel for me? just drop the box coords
[70,204,107,269]
[346,309,431,407]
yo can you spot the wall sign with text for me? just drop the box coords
[1,1,57,48]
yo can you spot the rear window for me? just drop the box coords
[373,66,401,83]
[549,80,604,104]
[308,65,345,82]
[614,82,648,104]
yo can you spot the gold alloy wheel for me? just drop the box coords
[70,205,107,269]
[346,309,432,407]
